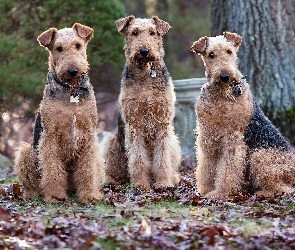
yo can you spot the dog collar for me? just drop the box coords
[46,71,89,103]
[47,72,89,90]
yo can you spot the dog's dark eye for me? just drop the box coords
[227,50,232,55]
[209,52,214,58]
[76,43,81,50]
[132,31,138,36]
[150,31,155,36]
[56,46,63,52]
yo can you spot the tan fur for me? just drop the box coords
[192,32,295,197]
[102,132,129,184]
[103,16,181,189]
[14,142,40,198]
[14,23,104,202]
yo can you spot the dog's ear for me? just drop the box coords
[115,15,135,35]
[73,23,94,42]
[152,16,170,36]
[191,36,208,54]
[223,31,242,48]
[37,28,58,49]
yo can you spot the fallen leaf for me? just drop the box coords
[139,218,152,236]
[0,206,11,219]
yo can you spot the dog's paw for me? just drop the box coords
[153,181,173,189]
[23,189,39,199]
[205,190,226,198]
[134,181,151,190]
[104,175,118,186]
[172,174,181,185]
[254,190,275,198]
[44,193,68,203]
[78,192,102,203]
[278,185,295,194]
[255,185,295,198]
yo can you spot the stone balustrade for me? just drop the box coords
[174,78,206,157]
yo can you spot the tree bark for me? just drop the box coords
[211,0,295,142]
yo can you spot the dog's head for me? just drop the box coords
[115,15,170,65]
[191,32,243,85]
[38,23,93,87]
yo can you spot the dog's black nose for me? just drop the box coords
[68,68,78,77]
[140,48,149,57]
[220,73,230,82]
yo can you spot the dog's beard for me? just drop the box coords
[58,73,87,93]
[135,56,156,70]
[61,72,83,83]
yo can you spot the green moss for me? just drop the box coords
[287,106,295,121]
[275,106,295,143]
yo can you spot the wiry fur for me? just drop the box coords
[14,23,104,202]
[192,32,295,197]
[103,16,181,189]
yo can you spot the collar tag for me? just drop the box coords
[232,75,247,97]
[150,63,157,78]
[234,85,243,96]
[150,69,157,78]
[70,95,79,103]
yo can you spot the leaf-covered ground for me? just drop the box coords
[1,158,295,249]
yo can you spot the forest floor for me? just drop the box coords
[1,158,295,249]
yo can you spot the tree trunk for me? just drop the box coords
[211,0,295,142]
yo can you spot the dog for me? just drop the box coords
[103,16,181,189]
[14,23,104,202]
[192,32,295,197]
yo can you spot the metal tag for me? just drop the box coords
[234,85,243,96]
[150,69,157,78]
[70,95,79,103]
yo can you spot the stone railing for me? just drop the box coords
[174,78,206,157]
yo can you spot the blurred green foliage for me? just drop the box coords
[0,0,126,113]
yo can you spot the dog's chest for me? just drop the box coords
[196,87,252,133]
[119,84,173,128]
[40,97,97,152]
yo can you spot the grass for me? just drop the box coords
[0,176,17,184]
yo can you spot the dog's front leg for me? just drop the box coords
[73,137,103,202]
[126,126,151,189]
[38,135,68,202]
[152,128,175,188]
[196,133,219,195]
[207,132,247,197]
